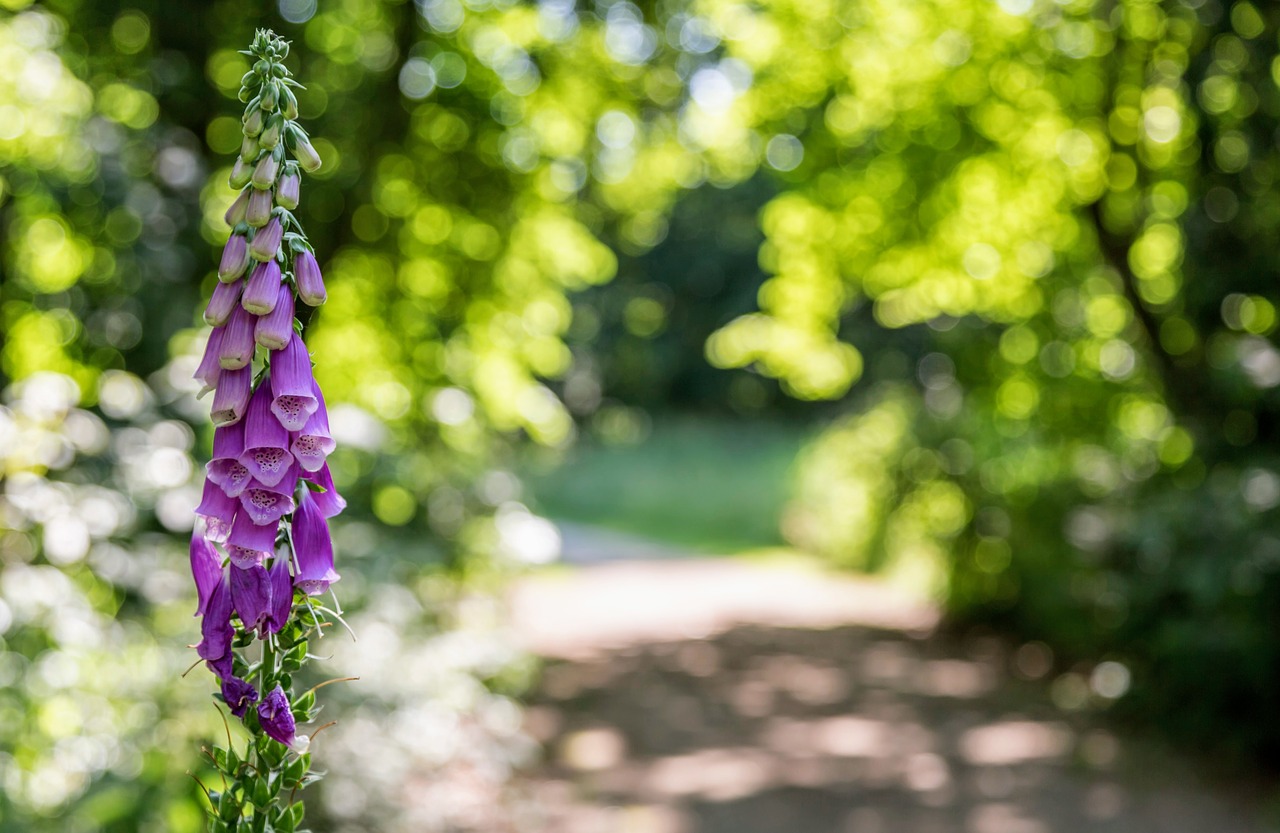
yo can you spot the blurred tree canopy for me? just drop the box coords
[7,0,1280,827]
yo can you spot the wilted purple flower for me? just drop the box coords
[204,278,244,327]
[294,250,326,306]
[231,563,272,636]
[207,421,251,498]
[276,168,300,210]
[303,462,347,519]
[211,365,252,427]
[251,152,280,190]
[196,478,238,543]
[190,530,224,617]
[293,490,339,595]
[224,189,251,227]
[291,380,334,473]
[194,327,225,397]
[254,283,295,351]
[270,333,318,431]
[269,554,294,632]
[240,381,294,486]
[218,233,251,282]
[197,573,234,665]
[222,677,259,718]
[258,685,302,749]
[246,187,274,228]
[228,511,279,554]
[239,465,299,525]
[219,305,257,370]
[242,261,282,315]
[250,217,284,262]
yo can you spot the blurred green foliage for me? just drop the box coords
[8,0,1280,827]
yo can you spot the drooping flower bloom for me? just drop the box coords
[293,489,339,595]
[227,544,267,570]
[239,380,294,487]
[190,530,224,617]
[270,333,318,431]
[218,233,251,282]
[258,685,303,750]
[197,574,234,666]
[239,465,299,525]
[222,677,259,718]
[291,381,334,473]
[303,462,347,519]
[254,283,295,351]
[205,278,244,327]
[207,421,251,498]
[196,478,238,543]
[228,511,279,555]
[269,554,294,630]
[250,217,283,262]
[242,261,282,315]
[231,563,273,636]
[294,250,326,306]
[211,365,252,427]
[194,327,225,396]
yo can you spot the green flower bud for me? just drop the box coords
[243,108,264,137]
[229,156,253,189]
[260,82,279,112]
[251,151,281,189]
[294,136,322,173]
[240,71,257,90]
[282,87,299,120]
[259,114,283,150]
[240,135,260,163]
[253,59,270,76]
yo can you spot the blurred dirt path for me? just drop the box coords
[508,526,1275,833]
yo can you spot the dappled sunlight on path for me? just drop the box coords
[509,538,1272,833]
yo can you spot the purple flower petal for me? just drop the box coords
[227,511,279,554]
[302,462,347,519]
[221,677,259,718]
[295,251,326,306]
[196,478,238,544]
[190,529,224,617]
[219,305,257,370]
[230,562,272,636]
[218,233,251,282]
[293,489,340,595]
[238,465,299,525]
[268,554,294,633]
[291,381,334,473]
[254,283,295,350]
[258,685,299,748]
[197,573,234,663]
[242,260,282,315]
[270,333,318,431]
[239,380,294,487]
[211,365,252,427]
[194,327,225,397]
[205,279,244,327]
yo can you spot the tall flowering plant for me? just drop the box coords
[190,29,346,833]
